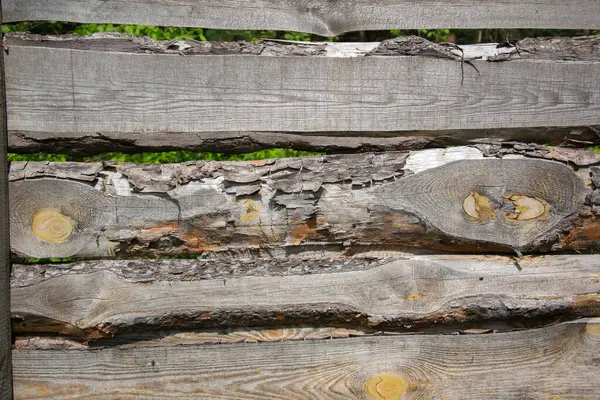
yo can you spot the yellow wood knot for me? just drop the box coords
[462,191,495,224]
[366,375,405,400]
[240,199,260,222]
[31,208,74,243]
[586,318,600,335]
[405,294,421,301]
[264,329,285,340]
[505,194,549,221]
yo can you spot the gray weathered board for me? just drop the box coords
[4,0,600,36]
[5,34,600,155]
[10,255,600,339]
[11,320,600,399]
[0,14,12,400]
[8,146,600,259]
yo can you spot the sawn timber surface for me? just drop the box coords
[11,320,600,399]
[5,0,600,35]
[5,35,600,154]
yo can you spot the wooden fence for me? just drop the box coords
[2,1,600,399]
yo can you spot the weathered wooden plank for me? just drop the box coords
[5,35,600,154]
[11,254,600,339]
[8,146,600,259]
[11,320,600,399]
[4,0,600,36]
[0,8,13,399]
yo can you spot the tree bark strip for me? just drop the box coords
[4,35,600,155]
[11,320,600,399]
[10,255,600,339]
[4,0,600,36]
[8,146,600,260]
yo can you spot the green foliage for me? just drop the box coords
[74,24,208,41]
[8,149,324,164]
[7,153,68,162]
[17,257,77,264]
[418,29,450,42]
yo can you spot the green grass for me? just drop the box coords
[15,257,77,264]
[8,149,324,164]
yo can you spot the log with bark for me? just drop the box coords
[10,254,600,339]
[8,145,600,260]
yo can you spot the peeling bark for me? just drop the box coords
[9,147,600,259]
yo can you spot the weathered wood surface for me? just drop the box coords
[14,327,371,350]
[11,320,600,399]
[0,9,13,399]
[5,34,600,155]
[11,254,600,339]
[5,0,600,36]
[9,146,600,259]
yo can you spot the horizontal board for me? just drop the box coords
[9,146,600,259]
[5,35,600,154]
[12,320,600,399]
[4,0,600,35]
[11,255,600,339]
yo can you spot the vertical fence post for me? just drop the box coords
[0,1,13,398]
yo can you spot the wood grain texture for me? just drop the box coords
[11,255,600,338]
[11,320,600,399]
[9,147,597,259]
[0,10,13,399]
[14,327,369,349]
[4,36,600,154]
[4,0,600,35]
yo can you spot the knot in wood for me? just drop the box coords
[505,194,549,221]
[462,191,495,224]
[366,375,405,400]
[32,208,74,243]
[10,179,109,258]
[381,159,587,249]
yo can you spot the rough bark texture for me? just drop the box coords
[9,33,600,61]
[11,320,600,399]
[5,0,600,35]
[5,35,600,155]
[8,146,600,260]
[370,35,600,62]
[10,255,600,340]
